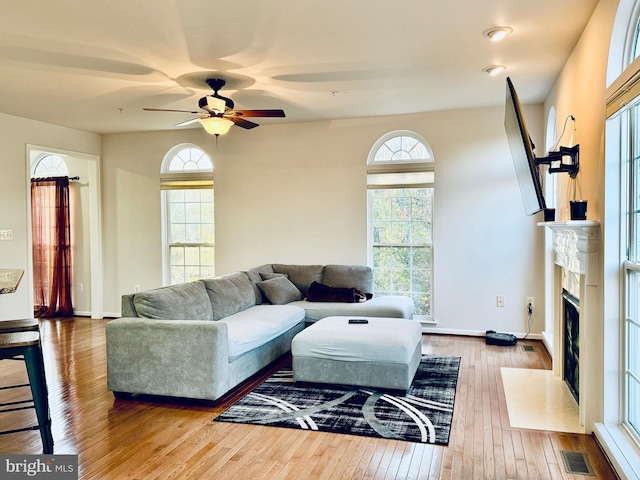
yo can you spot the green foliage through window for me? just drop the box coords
[370,188,433,317]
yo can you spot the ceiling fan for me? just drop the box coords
[143,78,285,136]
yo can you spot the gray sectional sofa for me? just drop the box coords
[106,264,415,401]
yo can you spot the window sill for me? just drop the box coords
[593,423,640,480]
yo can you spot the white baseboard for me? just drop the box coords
[421,324,543,340]
[541,330,554,356]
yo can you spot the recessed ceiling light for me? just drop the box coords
[483,65,507,76]
[483,26,513,42]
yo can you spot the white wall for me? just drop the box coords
[65,156,92,315]
[0,112,101,320]
[102,105,545,335]
[545,0,617,222]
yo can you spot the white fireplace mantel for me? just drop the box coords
[539,220,600,266]
[538,219,601,433]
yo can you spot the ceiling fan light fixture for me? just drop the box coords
[205,96,227,114]
[483,26,513,42]
[482,64,507,76]
[199,116,234,136]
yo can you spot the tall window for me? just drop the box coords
[616,10,640,446]
[161,145,214,285]
[367,131,434,321]
[623,98,640,441]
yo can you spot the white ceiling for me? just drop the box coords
[0,0,598,135]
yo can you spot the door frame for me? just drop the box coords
[25,144,104,319]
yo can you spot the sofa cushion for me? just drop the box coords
[257,276,303,305]
[219,305,305,360]
[244,264,275,304]
[133,281,213,320]
[322,264,373,294]
[289,295,415,322]
[271,264,324,297]
[203,272,256,320]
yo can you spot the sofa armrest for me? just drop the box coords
[106,318,230,401]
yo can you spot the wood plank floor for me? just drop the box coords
[0,318,617,479]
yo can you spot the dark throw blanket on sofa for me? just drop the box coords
[306,281,370,303]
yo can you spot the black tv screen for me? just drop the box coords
[504,77,546,215]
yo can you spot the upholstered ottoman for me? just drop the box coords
[291,316,422,391]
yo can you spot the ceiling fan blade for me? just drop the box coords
[174,117,202,127]
[228,109,286,118]
[143,107,201,114]
[231,117,260,129]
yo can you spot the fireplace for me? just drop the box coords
[562,290,580,402]
[541,220,600,433]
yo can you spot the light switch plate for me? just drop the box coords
[0,230,13,240]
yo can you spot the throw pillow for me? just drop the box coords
[256,276,303,305]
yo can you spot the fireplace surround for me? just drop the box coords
[540,220,600,432]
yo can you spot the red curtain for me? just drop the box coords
[31,177,73,317]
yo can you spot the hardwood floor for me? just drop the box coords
[0,317,617,479]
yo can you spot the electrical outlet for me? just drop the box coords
[78,283,83,293]
[0,230,13,241]
[526,296,534,309]
[496,296,505,307]
[134,285,140,293]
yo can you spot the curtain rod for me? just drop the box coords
[69,176,80,182]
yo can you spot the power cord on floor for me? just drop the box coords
[521,302,533,341]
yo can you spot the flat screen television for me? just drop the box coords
[504,77,546,215]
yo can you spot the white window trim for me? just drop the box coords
[600,5,640,475]
[160,144,214,286]
[367,130,435,324]
[368,130,434,165]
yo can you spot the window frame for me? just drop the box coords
[622,95,640,442]
[366,131,435,322]
[32,153,70,178]
[160,144,215,286]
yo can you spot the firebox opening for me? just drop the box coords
[562,289,580,404]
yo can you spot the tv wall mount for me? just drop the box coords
[535,144,580,179]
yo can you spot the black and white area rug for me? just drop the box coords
[214,355,461,445]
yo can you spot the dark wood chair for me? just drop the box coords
[0,321,53,454]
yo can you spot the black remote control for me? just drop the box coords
[348,319,369,324]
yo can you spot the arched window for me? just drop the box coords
[32,154,69,178]
[633,14,640,60]
[369,132,434,164]
[161,144,214,285]
[367,131,434,321]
